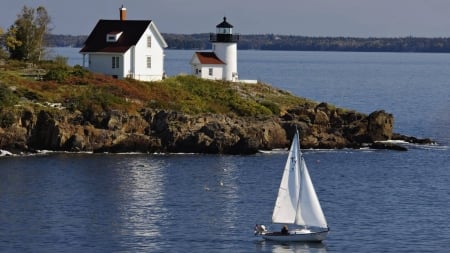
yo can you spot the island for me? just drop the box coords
[0,61,433,155]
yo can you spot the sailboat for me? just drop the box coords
[255,130,329,242]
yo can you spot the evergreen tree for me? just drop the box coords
[0,27,8,59]
[5,6,51,61]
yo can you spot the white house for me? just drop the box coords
[80,6,168,81]
[191,17,239,82]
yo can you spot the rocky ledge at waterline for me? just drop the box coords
[0,103,433,155]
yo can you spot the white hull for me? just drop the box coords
[261,229,329,242]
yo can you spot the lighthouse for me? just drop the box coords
[210,17,239,81]
[191,17,239,81]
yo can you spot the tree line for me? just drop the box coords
[163,33,450,53]
[46,33,450,53]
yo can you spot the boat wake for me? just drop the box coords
[0,149,14,157]
[377,140,448,151]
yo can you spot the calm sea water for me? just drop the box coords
[1,49,449,252]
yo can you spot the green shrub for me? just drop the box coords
[72,65,91,78]
[0,85,19,107]
[260,100,280,115]
[43,67,69,83]
[67,87,126,113]
[228,97,272,116]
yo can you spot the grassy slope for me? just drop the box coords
[0,61,318,118]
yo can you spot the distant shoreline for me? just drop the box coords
[47,34,450,53]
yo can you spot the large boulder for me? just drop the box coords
[367,110,393,141]
[28,110,63,150]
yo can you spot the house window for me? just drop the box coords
[147,36,152,48]
[112,56,119,69]
[146,56,151,68]
[209,68,213,76]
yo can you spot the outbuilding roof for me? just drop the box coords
[80,19,167,53]
[194,52,225,64]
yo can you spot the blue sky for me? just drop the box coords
[1,0,450,37]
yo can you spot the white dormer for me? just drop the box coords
[106,31,123,42]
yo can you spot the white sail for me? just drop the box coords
[271,132,300,224]
[271,131,327,228]
[295,158,328,228]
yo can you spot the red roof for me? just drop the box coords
[80,20,152,53]
[194,52,225,64]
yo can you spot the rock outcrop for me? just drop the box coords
[0,104,433,154]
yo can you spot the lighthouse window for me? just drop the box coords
[209,68,213,76]
[220,28,231,34]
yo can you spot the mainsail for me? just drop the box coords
[272,132,300,224]
[271,131,327,228]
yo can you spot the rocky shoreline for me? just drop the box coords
[0,102,434,155]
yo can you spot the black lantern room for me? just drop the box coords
[210,17,239,43]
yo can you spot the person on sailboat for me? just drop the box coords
[281,225,289,235]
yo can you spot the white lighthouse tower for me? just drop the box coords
[210,17,239,81]
[191,17,239,81]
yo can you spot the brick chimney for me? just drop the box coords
[120,5,127,21]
